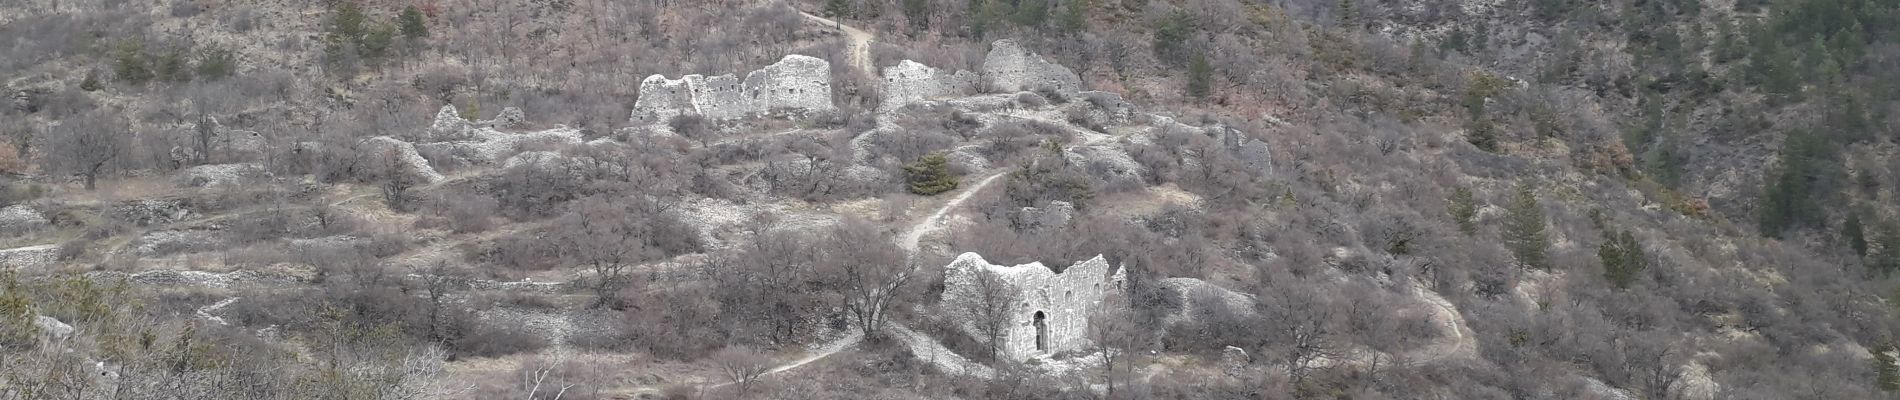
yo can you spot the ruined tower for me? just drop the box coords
[939,252,1126,361]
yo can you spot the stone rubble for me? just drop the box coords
[0,205,48,233]
[0,244,59,269]
[174,163,271,188]
[362,136,447,184]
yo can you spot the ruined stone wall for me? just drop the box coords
[633,75,698,122]
[633,55,834,122]
[981,39,1083,96]
[940,252,1126,360]
[745,54,834,115]
[880,60,979,110]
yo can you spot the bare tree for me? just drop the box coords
[411,261,467,343]
[1257,280,1341,387]
[816,218,908,337]
[712,345,772,397]
[44,111,129,190]
[556,196,668,308]
[1088,293,1143,397]
[962,268,1019,361]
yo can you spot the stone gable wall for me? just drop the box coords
[940,252,1125,360]
[981,39,1083,96]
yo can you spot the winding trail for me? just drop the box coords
[900,172,1009,255]
[1407,282,1478,363]
[799,11,875,77]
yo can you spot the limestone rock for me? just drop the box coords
[0,205,48,233]
[982,39,1083,96]
[362,136,446,184]
[121,269,291,288]
[425,105,470,141]
[35,315,73,341]
[939,252,1125,361]
[110,199,192,226]
[0,244,58,269]
[1220,345,1250,375]
[488,107,525,129]
[634,55,835,122]
[1064,145,1145,187]
[1077,91,1135,125]
[1014,201,1075,233]
[945,145,991,172]
[129,229,222,256]
[1157,277,1256,326]
[416,126,585,167]
[175,163,270,188]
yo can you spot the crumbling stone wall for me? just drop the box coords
[880,60,978,109]
[633,55,835,122]
[939,252,1126,360]
[981,39,1083,96]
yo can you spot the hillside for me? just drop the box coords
[2,0,1899,399]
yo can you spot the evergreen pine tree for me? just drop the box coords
[1876,343,1900,392]
[1846,211,1869,257]
[1057,0,1087,33]
[902,0,930,31]
[1504,181,1550,270]
[1448,186,1479,236]
[825,0,853,21]
[1187,52,1212,100]
[1600,230,1647,289]
[400,5,429,39]
[905,153,960,195]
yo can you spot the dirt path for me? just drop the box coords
[799,11,875,77]
[900,172,1008,256]
[704,330,865,390]
[1407,281,1477,363]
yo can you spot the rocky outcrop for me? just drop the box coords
[35,315,74,341]
[128,229,222,256]
[633,55,835,122]
[424,106,471,142]
[1064,144,1145,187]
[1157,277,1256,326]
[413,127,585,167]
[0,244,58,269]
[938,252,1126,361]
[1014,201,1075,233]
[485,107,525,129]
[982,39,1083,96]
[362,136,446,184]
[174,163,271,188]
[0,205,48,233]
[109,199,192,227]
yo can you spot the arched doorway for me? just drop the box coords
[1033,311,1048,352]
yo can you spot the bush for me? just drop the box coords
[196,47,237,80]
[112,41,153,84]
[447,319,550,359]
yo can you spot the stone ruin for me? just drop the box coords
[939,252,1126,361]
[981,39,1083,97]
[632,55,835,122]
[880,60,979,110]
[878,40,1084,110]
